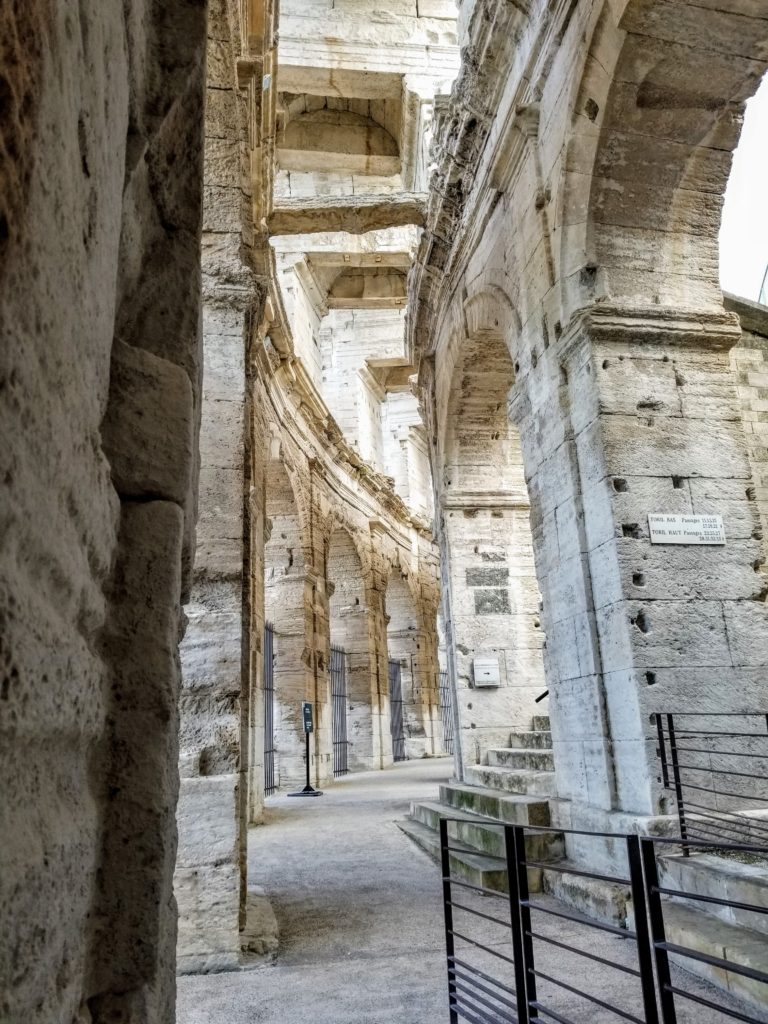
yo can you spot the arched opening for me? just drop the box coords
[441,330,546,767]
[385,566,432,760]
[264,457,311,793]
[326,528,378,773]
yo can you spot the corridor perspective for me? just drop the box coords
[3,0,768,1023]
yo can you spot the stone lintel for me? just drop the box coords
[269,194,427,236]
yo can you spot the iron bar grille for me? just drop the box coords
[330,643,349,777]
[439,669,455,755]
[388,658,407,762]
[439,818,768,1024]
[654,712,768,849]
[263,621,276,797]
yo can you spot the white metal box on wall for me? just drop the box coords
[473,656,500,687]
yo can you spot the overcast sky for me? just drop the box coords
[719,74,768,302]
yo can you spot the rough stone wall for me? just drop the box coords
[1,1,205,1020]
[410,0,768,849]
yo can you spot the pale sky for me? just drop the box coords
[719,73,768,303]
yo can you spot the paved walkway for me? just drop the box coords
[177,758,453,1024]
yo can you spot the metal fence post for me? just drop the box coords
[666,714,689,855]
[626,834,660,1024]
[640,837,678,1024]
[440,817,459,1024]
[505,824,533,1024]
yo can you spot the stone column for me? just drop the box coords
[369,582,396,768]
[511,304,768,823]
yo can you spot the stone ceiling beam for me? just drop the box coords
[269,193,427,235]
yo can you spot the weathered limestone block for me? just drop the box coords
[269,193,427,234]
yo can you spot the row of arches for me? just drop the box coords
[259,457,444,798]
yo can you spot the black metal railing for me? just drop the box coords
[439,669,455,756]
[330,643,349,777]
[655,712,768,849]
[389,658,407,762]
[264,621,276,796]
[440,818,768,1024]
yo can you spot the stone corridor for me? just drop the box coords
[178,760,453,1024]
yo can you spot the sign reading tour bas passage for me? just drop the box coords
[302,701,314,733]
[648,514,726,546]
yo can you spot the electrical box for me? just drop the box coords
[473,656,500,687]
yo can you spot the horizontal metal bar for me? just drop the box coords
[528,999,578,1024]
[657,941,768,984]
[673,761,768,781]
[527,967,645,1024]
[641,834,768,855]
[673,745,768,759]
[524,859,630,887]
[449,930,517,968]
[450,971,518,1012]
[444,844,506,860]
[654,885,768,916]
[447,900,511,928]
[659,729,768,738]
[449,996,516,1024]
[664,984,768,1024]
[676,780,768,803]
[684,823,768,847]
[526,930,641,978]
[522,900,634,940]
[444,876,507,899]
[449,956,518,997]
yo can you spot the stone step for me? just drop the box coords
[664,900,768,1012]
[509,729,552,750]
[487,747,555,771]
[396,819,511,893]
[439,782,551,826]
[532,715,550,731]
[659,852,768,937]
[541,863,632,928]
[464,764,557,798]
[411,801,564,863]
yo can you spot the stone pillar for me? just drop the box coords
[511,304,768,823]
[369,583,396,768]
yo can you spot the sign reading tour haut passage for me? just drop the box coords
[302,701,314,733]
[647,514,726,546]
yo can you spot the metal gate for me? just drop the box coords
[438,669,454,755]
[264,622,276,797]
[388,658,407,762]
[330,644,349,777]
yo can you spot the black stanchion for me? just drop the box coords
[288,701,323,797]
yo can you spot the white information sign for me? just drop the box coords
[648,514,726,546]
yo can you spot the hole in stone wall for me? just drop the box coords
[645,671,657,686]
[602,359,609,369]
[632,572,645,586]
[635,609,650,633]
[584,98,599,121]
[559,366,568,385]
[613,478,628,492]
[531,349,538,369]
[672,476,684,489]
[542,315,550,349]
[622,523,640,538]
[554,321,562,340]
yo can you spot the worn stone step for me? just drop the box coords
[532,715,550,731]
[396,818,512,893]
[464,764,557,798]
[509,729,552,750]
[410,801,563,862]
[542,863,632,928]
[664,900,768,1012]
[439,782,551,826]
[659,852,768,937]
[488,747,555,771]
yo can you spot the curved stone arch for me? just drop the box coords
[556,0,768,318]
[267,439,315,570]
[322,511,375,592]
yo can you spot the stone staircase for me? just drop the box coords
[398,715,563,892]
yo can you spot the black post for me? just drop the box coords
[655,714,669,790]
[640,837,678,1024]
[666,714,688,854]
[505,824,532,1024]
[440,818,459,1024]
[626,835,660,1024]
[288,702,323,797]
